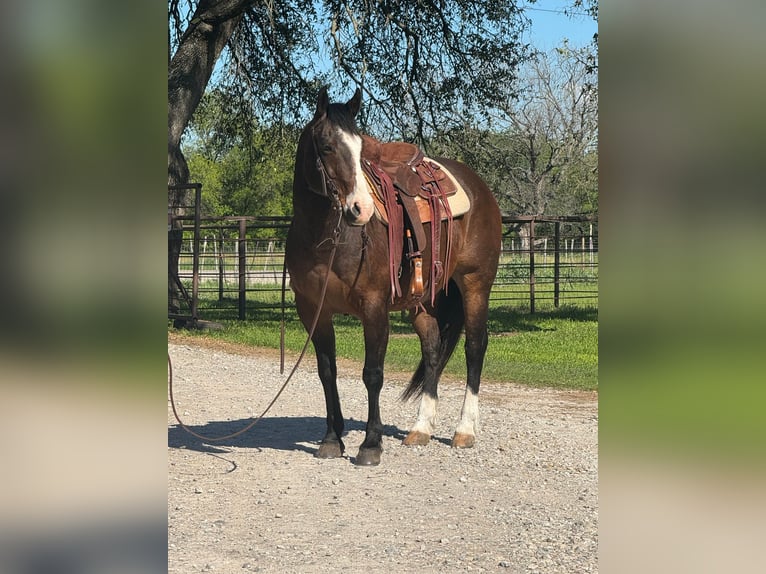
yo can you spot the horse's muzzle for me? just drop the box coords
[343,197,373,226]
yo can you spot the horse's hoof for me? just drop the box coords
[315,441,344,459]
[354,447,381,466]
[402,431,431,446]
[451,432,476,449]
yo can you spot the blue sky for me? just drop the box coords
[522,0,598,51]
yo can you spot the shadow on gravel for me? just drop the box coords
[168,416,409,455]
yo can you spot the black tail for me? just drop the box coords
[401,281,464,401]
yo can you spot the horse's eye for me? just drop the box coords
[321,145,334,154]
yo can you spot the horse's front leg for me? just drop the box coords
[295,293,345,458]
[355,305,390,466]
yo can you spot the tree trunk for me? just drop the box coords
[167,0,249,319]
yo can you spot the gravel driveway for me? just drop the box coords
[168,337,598,573]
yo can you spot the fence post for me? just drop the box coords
[529,218,536,314]
[554,221,560,308]
[217,230,224,302]
[191,184,201,322]
[238,218,247,320]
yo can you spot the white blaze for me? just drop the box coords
[338,129,374,224]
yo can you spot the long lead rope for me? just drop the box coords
[168,221,341,443]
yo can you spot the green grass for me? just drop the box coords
[170,291,597,391]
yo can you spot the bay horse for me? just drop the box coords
[286,88,501,466]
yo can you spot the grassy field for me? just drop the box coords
[171,290,598,391]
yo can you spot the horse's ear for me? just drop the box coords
[346,88,362,118]
[314,86,329,119]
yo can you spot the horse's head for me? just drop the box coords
[305,87,375,226]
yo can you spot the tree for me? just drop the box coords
[432,44,597,217]
[168,0,532,317]
[184,88,297,219]
[168,0,251,318]
[509,44,597,215]
[169,0,531,185]
[168,0,250,187]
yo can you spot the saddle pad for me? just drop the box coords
[367,158,471,225]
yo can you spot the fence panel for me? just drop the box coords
[172,215,597,321]
[493,216,598,311]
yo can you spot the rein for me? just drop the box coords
[168,135,344,443]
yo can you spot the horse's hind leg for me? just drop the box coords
[402,310,442,446]
[452,283,491,448]
[295,293,345,458]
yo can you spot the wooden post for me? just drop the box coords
[529,218,536,314]
[238,219,247,320]
[554,221,561,308]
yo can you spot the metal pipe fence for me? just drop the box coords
[170,214,597,321]
[493,215,598,313]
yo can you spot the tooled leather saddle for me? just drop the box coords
[361,136,467,307]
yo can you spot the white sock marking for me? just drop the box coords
[411,393,439,436]
[455,388,479,437]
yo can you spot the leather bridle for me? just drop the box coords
[311,126,341,201]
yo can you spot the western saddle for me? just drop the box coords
[361,136,464,307]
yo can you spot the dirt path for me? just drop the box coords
[168,337,598,573]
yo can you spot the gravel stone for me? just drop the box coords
[168,339,598,573]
